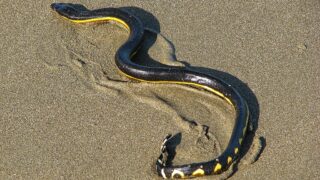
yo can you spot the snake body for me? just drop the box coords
[51,3,249,179]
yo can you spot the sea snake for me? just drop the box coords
[51,3,249,178]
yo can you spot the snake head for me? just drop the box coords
[50,3,85,18]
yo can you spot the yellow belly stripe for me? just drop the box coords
[70,17,130,30]
[171,169,185,178]
[239,138,243,145]
[118,70,233,105]
[227,156,233,165]
[213,163,222,173]
[192,168,205,177]
[234,147,239,154]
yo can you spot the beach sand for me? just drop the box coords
[0,0,319,179]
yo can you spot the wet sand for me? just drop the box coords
[0,0,319,179]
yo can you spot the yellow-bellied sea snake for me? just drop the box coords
[51,3,249,178]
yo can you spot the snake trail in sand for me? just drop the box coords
[51,3,249,179]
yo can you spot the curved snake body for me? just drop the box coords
[51,3,249,178]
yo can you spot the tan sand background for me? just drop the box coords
[0,0,319,179]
